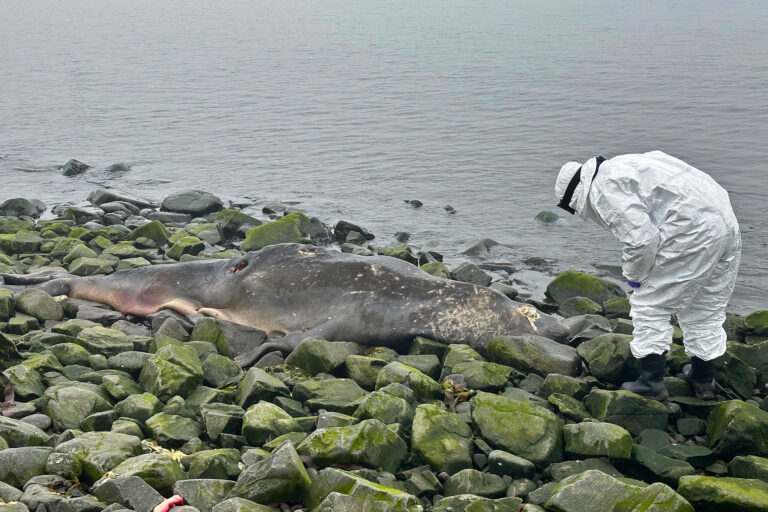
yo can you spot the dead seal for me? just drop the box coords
[2,243,568,366]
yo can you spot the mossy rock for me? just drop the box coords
[69,256,115,276]
[304,467,421,512]
[0,415,51,447]
[411,404,473,474]
[546,270,626,305]
[42,383,113,431]
[215,209,263,237]
[296,418,408,473]
[420,262,451,279]
[139,344,204,401]
[0,231,43,254]
[14,288,64,321]
[558,296,604,318]
[584,389,668,436]
[187,448,242,480]
[241,401,302,446]
[678,475,768,511]
[55,431,143,483]
[707,400,768,459]
[236,367,291,409]
[375,361,441,400]
[284,337,360,375]
[545,470,693,512]
[146,412,203,448]
[227,441,311,504]
[241,213,311,251]
[96,452,186,495]
[576,333,637,385]
[563,422,632,460]
[166,236,205,260]
[486,334,581,377]
[471,391,563,468]
[744,311,768,337]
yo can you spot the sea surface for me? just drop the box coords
[1,0,766,314]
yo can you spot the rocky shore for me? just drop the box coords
[1,186,768,512]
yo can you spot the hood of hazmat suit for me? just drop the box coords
[555,150,741,361]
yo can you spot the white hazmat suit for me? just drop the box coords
[555,151,741,361]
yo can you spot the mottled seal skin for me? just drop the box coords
[2,243,568,366]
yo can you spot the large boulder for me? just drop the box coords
[14,289,63,322]
[191,317,267,360]
[576,333,638,384]
[236,367,291,409]
[0,447,53,488]
[296,419,408,473]
[285,337,360,375]
[442,469,507,498]
[728,455,768,482]
[95,452,186,496]
[161,190,224,216]
[546,270,626,305]
[175,479,235,512]
[55,432,143,483]
[41,384,113,431]
[92,475,164,512]
[678,475,768,511]
[0,198,46,218]
[0,416,50,447]
[241,213,311,251]
[375,361,442,400]
[707,400,768,458]
[470,391,563,468]
[562,422,632,460]
[545,470,692,511]
[146,412,203,448]
[304,468,422,512]
[487,334,582,377]
[584,389,668,436]
[241,401,302,446]
[411,403,473,474]
[139,344,204,401]
[226,442,310,505]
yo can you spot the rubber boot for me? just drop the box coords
[620,353,668,401]
[682,357,716,400]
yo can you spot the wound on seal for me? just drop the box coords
[230,259,249,273]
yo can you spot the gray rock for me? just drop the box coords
[442,469,507,498]
[227,442,311,504]
[487,334,582,377]
[92,475,164,512]
[175,479,235,512]
[0,198,46,218]
[162,190,224,216]
[62,159,91,176]
[0,447,53,487]
[451,262,492,286]
[94,453,186,496]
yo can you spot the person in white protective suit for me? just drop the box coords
[555,150,741,401]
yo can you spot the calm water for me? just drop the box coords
[1,0,767,313]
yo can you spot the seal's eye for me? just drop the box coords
[230,259,249,274]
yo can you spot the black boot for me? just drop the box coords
[620,353,668,401]
[682,357,716,400]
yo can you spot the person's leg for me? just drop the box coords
[620,298,674,400]
[678,234,741,398]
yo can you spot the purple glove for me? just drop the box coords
[627,280,641,289]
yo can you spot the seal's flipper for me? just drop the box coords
[234,322,339,368]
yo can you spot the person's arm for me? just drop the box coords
[592,179,660,284]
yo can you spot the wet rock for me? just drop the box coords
[241,401,301,446]
[200,354,243,389]
[75,326,135,357]
[42,384,113,431]
[46,452,83,480]
[190,317,267,360]
[344,355,388,390]
[563,421,632,460]
[161,190,224,216]
[451,262,492,287]
[584,389,668,436]
[535,210,559,223]
[471,391,563,468]
[0,231,43,255]
[333,220,375,244]
[576,333,637,384]
[728,455,768,482]
[0,447,52,488]
[304,467,420,511]
[146,412,203,448]
[55,431,143,483]
[545,470,692,512]
[236,367,291,409]
[544,458,623,482]
[297,418,407,472]
[487,335,581,377]
[174,479,235,512]
[558,296,603,318]
[166,236,205,260]
[420,262,452,279]
[293,378,367,414]
[199,403,244,442]
[214,210,263,237]
[91,475,164,512]
[603,297,631,319]
[487,450,535,480]
[451,361,515,391]
[546,270,626,305]
[354,389,414,427]
[443,469,507,498]
[4,364,46,399]
[376,361,441,401]
[97,452,186,496]
[62,159,91,176]
[139,345,203,401]
[211,498,273,512]
[114,393,163,422]
[14,289,64,322]
[241,213,311,251]
[186,449,241,480]
[707,400,768,458]
[227,442,310,504]
[0,198,46,218]
[410,403,473,474]
[538,374,589,400]
[0,415,50,447]
[679,475,768,511]
[69,257,115,276]
[285,337,360,375]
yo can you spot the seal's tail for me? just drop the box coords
[0,272,76,296]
